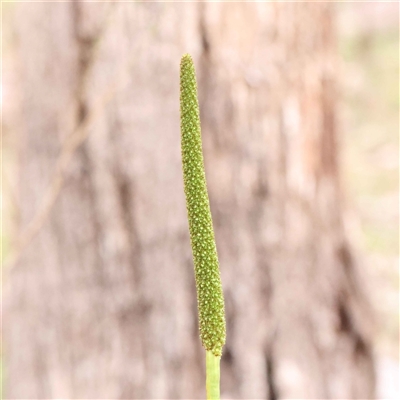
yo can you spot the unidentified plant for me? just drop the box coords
[180,54,226,400]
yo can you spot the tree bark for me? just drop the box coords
[5,1,375,399]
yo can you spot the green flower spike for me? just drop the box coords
[180,54,226,400]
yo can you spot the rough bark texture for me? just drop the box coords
[5,2,375,399]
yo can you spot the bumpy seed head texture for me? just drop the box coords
[180,54,226,357]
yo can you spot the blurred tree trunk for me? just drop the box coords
[5,1,375,399]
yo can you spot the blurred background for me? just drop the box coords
[1,1,398,399]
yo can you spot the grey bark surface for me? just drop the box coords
[5,2,375,399]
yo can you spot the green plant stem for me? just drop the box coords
[206,350,220,400]
[180,53,225,399]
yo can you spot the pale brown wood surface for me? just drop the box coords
[5,2,375,398]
